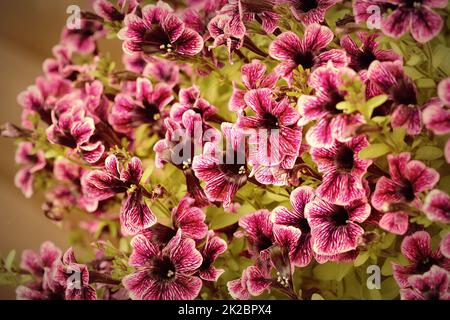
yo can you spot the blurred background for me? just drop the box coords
[0,0,105,299]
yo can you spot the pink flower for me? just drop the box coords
[269,24,349,84]
[82,155,157,235]
[61,20,104,54]
[237,88,302,167]
[422,98,450,135]
[143,57,180,88]
[54,248,97,300]
[229,59,279,112]
[14,142,46,198]
[170,85,217,122]
[46,102,105,164]
[20,242,62,292]
[423,190,450,223]
[298,64,366,147]
[392,231,450,288]
[271,187,316,266]
[340,32,401,74]
[401,265,450,300]
[122,230,203,300]
[438,77,450,105]
[171,197,208,240]
[371,152,439,212]
[199,231,227,281]
[381,0,447,43]
[305,197,371,255]
[118,2,204,56]
[207,14,244,63]
[109,77,173,134]
[192,123,248,207]
[368,61,422,135]
[228,263,272,300]
[93,0,139,22]
[311,135,372,205]
[281,0,340,25]
[236,210,274,257]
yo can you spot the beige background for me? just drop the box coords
[0,0,97,299]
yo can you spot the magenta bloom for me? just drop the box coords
[422,98,450,135]
[423,190,450,223]
[208,14,244,63]
[170,85,217,122]
[118,2,204,56]
[14,142,46,198]
[171,197,208,240]
[381,0,447,43]
[237,88,302,167]
[298,64,365,147]
[122,231,203,300]
[236,210,274,257]
[143,57,180,88]
[46,103,105,164]
[93,0,139,22]
[82,155,157,235]
[392,231,450,288]
[340,32,401,74]
[311,135,372,205]
[442,233,450,259]
[110,77,173,134]
[401,265,450,300]
[20,242,62,292]
[228,263,273,300]
[61,20,104,54]
[305,197,371,256]
[269,24,349,84]
[199,231,228,281]
[371,152,439,212]
[438,77,450,105]
[54,248,97,300]
[368,61,423,135]
[230,59,279,112]
[271,186,316,266]
[192,123,248,207]
[281,0,340,25]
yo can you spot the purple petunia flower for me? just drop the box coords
[46,102,105,164]
[122,230,203,300]
[230,59,279,112]
[109,77,173,134]
[61,19,105,54]
[352,0,395,25]
[14,142,46,198]
[371,152,439,216]
[143,57,180,88]
[422,98,450,135]
[192,123,248,207]
[235,209,274,257]
[271,186,316,266]
[400,265,450,300]
[269,24,349,84]
[311,135,372,205]
[93,0,140,22]
[54,248,97,300]
[170,85,217,122]
[171,197,208,240]
[20,242,62,293]
[199,230,228,281]
[280,0,340,25]
[392,231,450,288]
[298,63,366,147]
[305,197,371,256]
[381,0,448,43]
[237,88,302,167]
[207,14,245,63]
[441,233,450,259]
[340,32,401,75]
[82,155,157,235]
[118,2,204,56]
[228,263,273,300]
[438,77,450,105]
[423,189,450,223]
[368,61,423,135]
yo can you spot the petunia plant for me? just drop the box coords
[1,0,449,300]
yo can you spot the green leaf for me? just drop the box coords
[313,262,352,281]
[354,251,370,267]
[311,293,325,300]
[415,146,443,161]
[381,277,399,300]
[5,250,16,272]
[359,143,391,159]
[363,95,388,120]
[416,78,435,89]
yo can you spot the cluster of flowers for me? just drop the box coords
[1,0,449,300]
